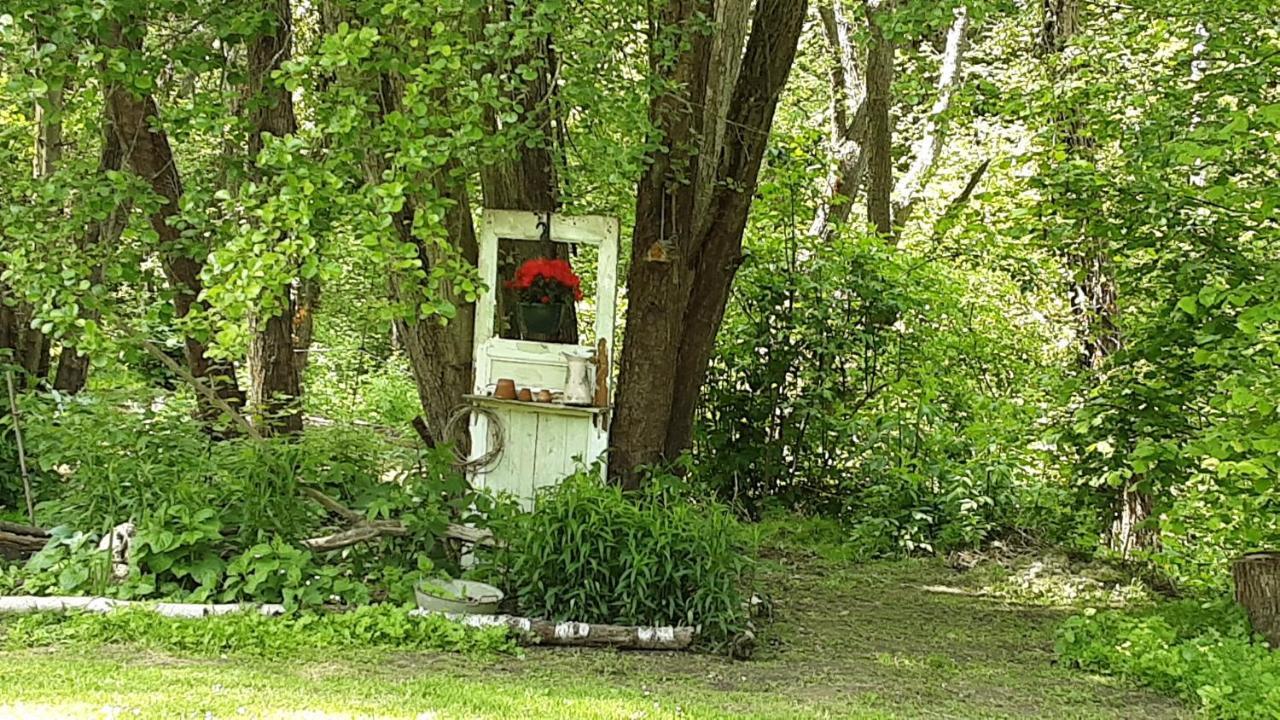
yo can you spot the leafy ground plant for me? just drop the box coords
[1056,600,1280,719]
[484,472,754,645]
[0,605,516,657]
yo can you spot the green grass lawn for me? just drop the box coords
[0,550,1187,719]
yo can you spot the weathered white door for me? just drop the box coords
[467,210,619,507]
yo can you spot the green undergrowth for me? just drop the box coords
[1056,600,1280,719]
[0,605,516,658]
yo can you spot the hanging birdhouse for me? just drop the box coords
[465,209,619,508]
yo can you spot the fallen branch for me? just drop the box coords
[0,521,47,538]
[300,486,497,550]
[0,530,49,559]
[138,337,261,440]
[0,595,285,617]
[413,611,695,650]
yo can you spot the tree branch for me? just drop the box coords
[809,1,869,240]
[300,486,497,550]
[892,4,971,236]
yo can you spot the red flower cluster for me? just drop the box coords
[505,258,584,304]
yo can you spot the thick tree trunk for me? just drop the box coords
[2,36,61,384]
[333,3,479,445]
[864,0,895,237]
[104,21,245,425]
[54,110,128,395]
[244,0,303,436]
[1041,0,1141,552]
[612,0,809,482]
[474,4,578,344]
[610,0,717,483]
[390,181,479,445]
[664,0,809,459]
[1234,552,1280,649]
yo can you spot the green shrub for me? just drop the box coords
[1056,601,1280,718]
[485,472,753,644]
[3,394,497,609]
[0,606,516,657]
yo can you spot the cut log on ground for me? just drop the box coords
[0,596,286,617]
[0,521,48,537]
[0,527,49,561]
[413,610,695,650]
[1234,551,1280,648]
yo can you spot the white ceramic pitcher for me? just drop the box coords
[562,353,594,405]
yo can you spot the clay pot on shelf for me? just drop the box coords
[494,378,517,400]
[536,389,554,403]
[517,388,533,402]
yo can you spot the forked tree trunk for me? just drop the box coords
[244,0,303,436]
[104,20,245,425]
[809,1,868,241]
[612,0,809,482]
[1234,552,1280,649]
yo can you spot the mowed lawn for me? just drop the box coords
[0,550,1186,719]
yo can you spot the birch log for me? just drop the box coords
[412,610,695,650]
[0,596,286,617]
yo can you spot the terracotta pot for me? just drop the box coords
[517,388,533,402]
[494,378,517,400]
[536,389,554,403]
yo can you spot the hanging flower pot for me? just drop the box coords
[517,301,566,338]
[505,258,583,342]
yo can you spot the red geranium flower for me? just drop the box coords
[505,258,584,304]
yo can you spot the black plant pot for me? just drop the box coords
[518,302,566,340]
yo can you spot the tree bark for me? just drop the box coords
[864,0,895,237]
[291,276,319,381]
[54,109,128,395]
[18,32,62,383]
[103,20,245,426]
[809,1,869,241]
[1234,552,1280,649]
[473,3,579,344]
[244,0,303,436]
[664,0,811,460]
[0,596,287,617]
[612,0,809,482]
[1040,0,1144,552]
[891,5,970,233]
[2,31,61,385]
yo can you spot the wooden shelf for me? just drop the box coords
[464,394,610,417]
